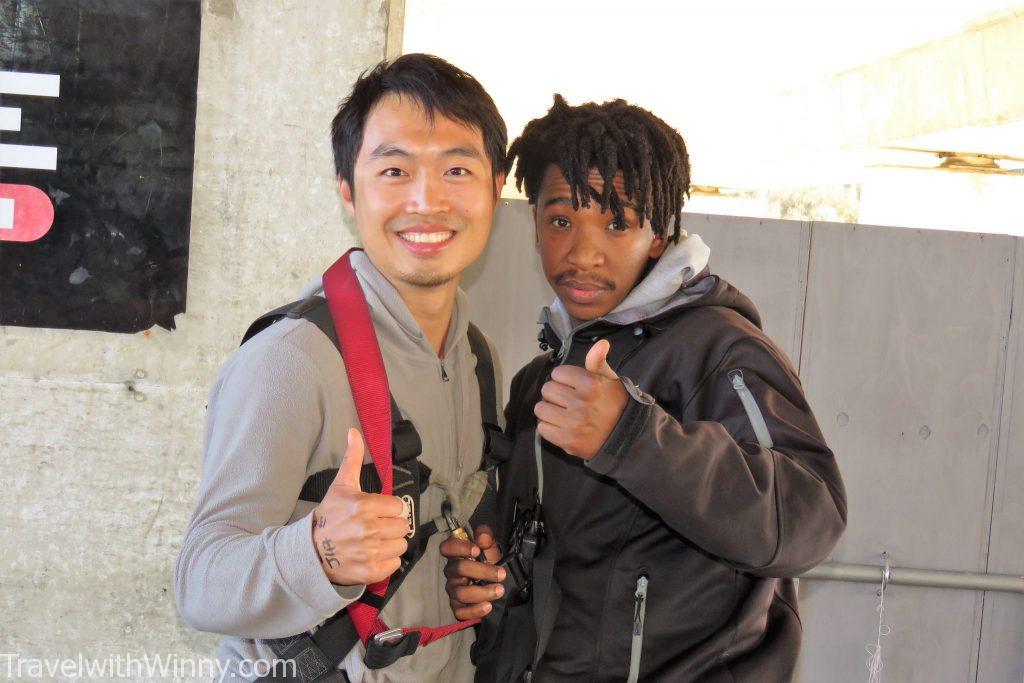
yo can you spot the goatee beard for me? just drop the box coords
[397,269,457,288]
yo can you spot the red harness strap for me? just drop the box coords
[322,249,479,658]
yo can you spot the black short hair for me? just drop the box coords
[331,53,508,191]
[508,95,691,242]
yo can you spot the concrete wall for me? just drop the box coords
[1,0,390,670]
[463,203,1024,682]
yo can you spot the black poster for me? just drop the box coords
[0,0,201,333]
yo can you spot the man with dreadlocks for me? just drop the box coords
[440,95,847,682]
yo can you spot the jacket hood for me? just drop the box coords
[540,232,761,346]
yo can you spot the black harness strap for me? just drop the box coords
[261,618,357,682]
[467,323,498,428]
[466,322,512,536]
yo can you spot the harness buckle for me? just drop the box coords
[372,628,406,646]
[364,628,422,670]
[400,494,415,539]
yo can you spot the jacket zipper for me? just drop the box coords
[727,369,773,448]
[627,574,649,683]
[553,318,602,364]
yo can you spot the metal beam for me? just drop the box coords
[776,9,1024,149]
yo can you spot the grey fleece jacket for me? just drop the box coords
[174,251,501,682]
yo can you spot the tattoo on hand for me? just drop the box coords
[321,538,340,569]
[317,516,327,529]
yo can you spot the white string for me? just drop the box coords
[866,552,892,683]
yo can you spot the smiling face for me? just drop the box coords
[535,165,667,322]
[340,94,503,292]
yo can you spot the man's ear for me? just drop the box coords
[338,178,355,217]
[648,233,668,259]
[492,172,507,206]
[532,206,540,252]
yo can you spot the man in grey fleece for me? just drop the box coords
[174,54,508,682]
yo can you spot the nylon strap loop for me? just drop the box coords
[322,250,394,647]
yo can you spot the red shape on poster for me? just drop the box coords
[0,183,55,242]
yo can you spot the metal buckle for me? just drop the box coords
[441,500,472,542]
[441,500,458,532]
[372,627,405,647]
[400,494,415,539]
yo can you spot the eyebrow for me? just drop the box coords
[542,196,574,209]
[542,195,638,211]
[369,144,411,159]
[442,145,483,160]
[368,144,483,160]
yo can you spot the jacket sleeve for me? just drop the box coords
[503,362,530,435]
[173,334,363,639]
[585,336,847,577]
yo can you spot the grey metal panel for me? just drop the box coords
[976,237,1024,683]
[795,222,1017,682]
[462,199,551,399]
[687,213,810,365]
[799,221,1015,568]
[798,581,985,683]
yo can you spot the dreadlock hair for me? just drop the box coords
[508,95,691,243]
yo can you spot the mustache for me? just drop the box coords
[387,214,464,231]
[554,270,615,291]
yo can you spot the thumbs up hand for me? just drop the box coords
[311,428,410,586]
[534,339,629,460]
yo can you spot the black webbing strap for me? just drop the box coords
[241,302,304,346]
[298,414,421,504]
[259,524,436,682]
[466,322,498,428]
[467,322,512,481]
[261,615,358,682]
[288,296,339,347]
[297,463,385,504]
[486,600,537,683]
[529,541,560,674]
[241,295,337,349]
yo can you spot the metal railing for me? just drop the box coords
[801,561,1024,593]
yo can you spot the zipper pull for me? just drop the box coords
[440,363,450,382]
[633,575,649,635]
[727,369,774,449]
[628,574,649,683]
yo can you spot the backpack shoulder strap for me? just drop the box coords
[466,322,498,428]
[467,323,512,477]
[240,295,339,350]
